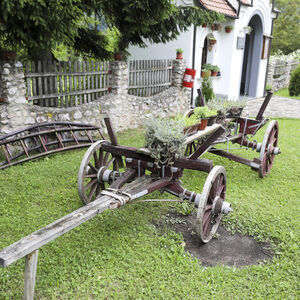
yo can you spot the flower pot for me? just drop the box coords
[225,27,232,33]
[211,24,220,31]
[1,50,16,61]
[226,107,244,118]
[211,71,218,76]
[176,52,183,60]
[198,118,208,131]
[201,71,211,78]
[209,39,216,45]
[202,24,207,28]
[184,123,200,136]
[207,115,217,126]
[114,52,123,61]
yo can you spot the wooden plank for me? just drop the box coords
[86,61,90,103]
[25,62,31,101]
[37,61,43,106]
[0,196,112,267]
[256,92,273,120]
[26,88,109,101]
[68,61,73,106]
[73,62,78,106]
[24,250,38,300]
[63,62,68,107]
[53,61,58,107]
[43,60,49,107]
[23,71,108,77]
[82,61,87,104]
[91,61,95,101]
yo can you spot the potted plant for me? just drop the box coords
[208,37,217,45]
[182,114,201,136]
[225,25,233,33]
[224,100,247,118]
[114,51,123,61]
[211,65,220,76]
[0,49,16,61]
[266,83,273,93]
[194,106,217,130]
[201,68,211,78]
[211,24,221,31]
[176,48,184,60]
[202,23,207,28]
[201,77,215,102]
[144,118,186,167]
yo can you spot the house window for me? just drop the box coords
[201,37,208,68]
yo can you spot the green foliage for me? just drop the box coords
[288,64,300,96]
[225,25,233,30]
[211,65,220,72]
[176,48,184,53]
[144,117,186,167]
[266,83,273,91]
[173,114,199,126]
[194,106,217,119]
[274,88,300,100]
[271,0,300,54]
[0,0,224,59]
[201,77,215,102]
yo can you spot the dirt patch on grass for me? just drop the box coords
[155,212,273,267]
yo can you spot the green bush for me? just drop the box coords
[289,64,300,96]
[201,77,215,102]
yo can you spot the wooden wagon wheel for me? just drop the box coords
[259,120,279,178]
[195,166,227,243]
[78,140,121,204]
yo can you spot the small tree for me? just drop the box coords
[201,77,215,102]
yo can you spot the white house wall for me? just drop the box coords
[128,0,275,102]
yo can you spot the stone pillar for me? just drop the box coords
[109,61,128,95]
[172,59,186,87]
[0,61,27,104]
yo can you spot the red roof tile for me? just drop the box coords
[198,0,237,18]
[240,0,251,5]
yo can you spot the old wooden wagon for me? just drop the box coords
[0,92,280,299]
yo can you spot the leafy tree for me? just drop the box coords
[272,0,300,54]
[0,0,223,60]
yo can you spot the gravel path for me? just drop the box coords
[242,96,300,119]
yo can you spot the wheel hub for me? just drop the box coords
[212,196,232,215]
[97,167,119,183]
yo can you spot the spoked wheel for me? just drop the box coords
[195,166,231,243]
[78,140,122,204]
[259,120,279,178]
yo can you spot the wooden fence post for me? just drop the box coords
[24,250,39,300]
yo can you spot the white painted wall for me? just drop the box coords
[128,0,275,103]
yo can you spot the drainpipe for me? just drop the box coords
[263,0,280,96]
[190,24,197,107]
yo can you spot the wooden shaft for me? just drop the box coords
[104,117,124,168]
[189,126,226,160]
[24,250,39,300]
[209,148,260,169]
[0,196,112,267]
[101,143,213,173]
[256,91,273,120]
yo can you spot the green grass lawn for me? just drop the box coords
[0,119,299,299]
[274,88,300,100]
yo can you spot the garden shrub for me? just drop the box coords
[201,77,215,102]
[288,64,300,96]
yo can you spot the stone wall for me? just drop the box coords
[0,59,190,136]
[266,60,299,92]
